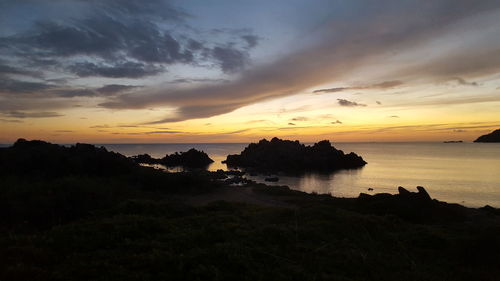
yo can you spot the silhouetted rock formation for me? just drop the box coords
[130,153,162,164]
[162,149,213,168]
[223,137,366,172]
[443,140,463,143]
[358,186,468,223]
[474,129,500,142]
[0,138,136,177]
[130,149,214,168]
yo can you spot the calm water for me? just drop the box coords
[100,142,500,208]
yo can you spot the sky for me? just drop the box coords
[1,0,500,143]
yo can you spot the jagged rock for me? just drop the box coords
[223,137,366,172]
[131,149,214,169]
[357,186,468,223]
[416,186,432,201]
[398,186,411,197]
[130,154,162,164]
[474,129,500,143]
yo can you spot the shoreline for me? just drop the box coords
[1,139,500,280]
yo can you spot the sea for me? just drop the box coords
[98,142,500,208]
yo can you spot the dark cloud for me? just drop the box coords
[241,35,260,48]
[337,99,366,107]
[0,118,23,123]
[314,80,403,93]
[142,130,182,134]
[82,0,189,21]
[376,101,382,105]
[452,77,478,86]
[0,63,38,76]
[187,39,204,51]
[453,129,466,132]
[140,103,246,124]
[170,78,229,84]
[211,46,249,73]
[288,122,296,126]
[96,84,140,95]
[389,115,400,118]
[49,89,96,98]
[0,77,53,94]
[0,0,258,85]
[332,120,342,124]
[2,111,63,118]
[313,87,347,94]
[68,62,163,78]
[129,33,193,64]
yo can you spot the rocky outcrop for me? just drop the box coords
[130,154,162,164]
[0,139,136,177]
[474,129,500,143]
[131,149,214,168]
[223,137,366,172]
[357,186,469,223]
[162,149,214,168]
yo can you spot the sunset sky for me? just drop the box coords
[1,0,500,143]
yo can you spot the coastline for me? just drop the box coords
[1,139,500,280]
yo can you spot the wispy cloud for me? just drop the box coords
[313,80,403,94]
[337,99,366,107]
[451,77,478,86]
[290,116,309,121]
[2,111,63,118]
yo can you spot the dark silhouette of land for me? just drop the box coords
[474,129,500,142]
[131,148,213,168]
[1,139,500,281]
[224,137,366,172]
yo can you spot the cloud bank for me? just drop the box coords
[100,0,500,123]
[1,0,500,124]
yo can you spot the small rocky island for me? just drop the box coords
[223,137,366,172]
[131,148,213,168]
[474,129,500,143]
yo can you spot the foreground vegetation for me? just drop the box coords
[1,139,500,281]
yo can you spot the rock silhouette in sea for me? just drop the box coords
[131,149,213,168]
[474,129,500,143]
[223,137,366,172]
[131,154,161,164]
[162,148,214,168]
